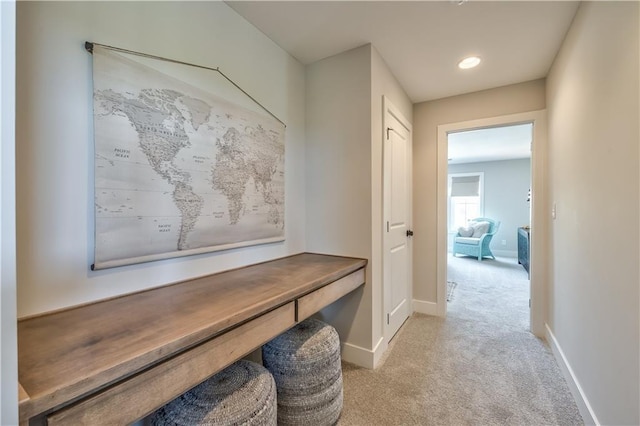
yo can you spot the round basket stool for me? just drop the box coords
[150,359,277,426]
[262,318,343,426]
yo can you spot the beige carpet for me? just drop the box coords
[338,255,583,425]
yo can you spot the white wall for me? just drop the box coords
[306,44,411,367]
[306,44,373,352]
[413,80,545,302]
[16,1,306,317]
[448,158,531,255]
[1,1,18,423]
[546,2,639,424]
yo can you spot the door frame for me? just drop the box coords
[382,96,413,343]
[436,110,547,336]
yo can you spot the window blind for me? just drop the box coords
[450,175,480,197]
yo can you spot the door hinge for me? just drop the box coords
[387,313,390,325]
[529,298,531,308]
[387,221,390,232]
[406,230,414,237]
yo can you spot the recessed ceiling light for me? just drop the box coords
[458,56,481,69]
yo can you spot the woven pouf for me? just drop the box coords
[262,318,343,426]
[151,359,277,426]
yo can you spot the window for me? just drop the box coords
[448,173,484,231]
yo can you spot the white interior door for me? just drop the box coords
[383,97,412,341]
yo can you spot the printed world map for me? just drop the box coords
[92,47,285,269]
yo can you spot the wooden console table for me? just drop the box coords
[18,253,366,425]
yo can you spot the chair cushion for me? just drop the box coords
[457,226,474,237]
[471,221,490,238]
[455,237,481,245]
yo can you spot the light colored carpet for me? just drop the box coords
[338,255,583,425]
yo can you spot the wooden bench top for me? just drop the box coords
[18,252,367,422]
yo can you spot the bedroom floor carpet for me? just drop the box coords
[338,255,583,426]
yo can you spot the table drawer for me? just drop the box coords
[47,302,295,425]
[297,268,365,321]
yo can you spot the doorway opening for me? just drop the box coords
[436,110,547,337]
[446,123,532,328]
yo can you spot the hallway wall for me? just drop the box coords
[15,1,306,317]
[306,44,412,367]
[1,1,18,423]
[546,2,639,424]
[413,80,545,303]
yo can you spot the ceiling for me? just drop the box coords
[226,1,580,103]
[447,123,532,165]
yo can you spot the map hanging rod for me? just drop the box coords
[85,41,286,128]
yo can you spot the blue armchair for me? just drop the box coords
[452,217,501,261]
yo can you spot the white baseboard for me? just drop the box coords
[413,299,439,316]
[341,337,386,369]
[492,249,517,258]
[448,249,517,258]
[545,324,599,425]
[371,337,387,368]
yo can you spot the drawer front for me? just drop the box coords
[297,268,365,322]
[47,302,295,425]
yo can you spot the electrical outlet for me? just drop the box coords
[501,239,507,246]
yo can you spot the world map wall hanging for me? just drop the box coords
[88,43,285,270]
